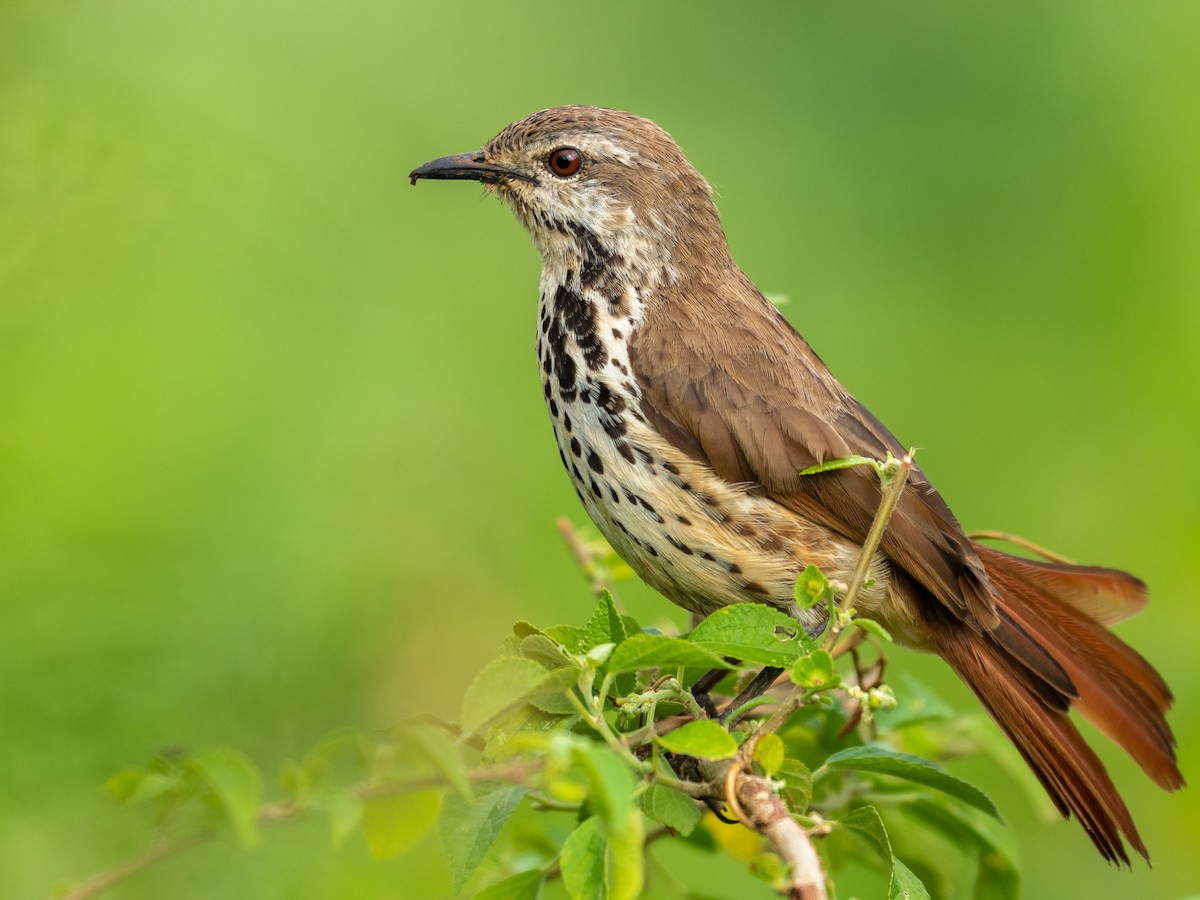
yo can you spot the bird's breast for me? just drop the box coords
[535,277,863,633]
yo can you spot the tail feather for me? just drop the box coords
[931,544,1182,864]
[935,628,1145,863]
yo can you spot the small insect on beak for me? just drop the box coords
[409,151,537,187]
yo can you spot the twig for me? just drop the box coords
[967,529,1076,564]
[841,451,913,615]
[56,833,208,900]
[555,517,608,596]
[736,773,828,900]
[58,761,542,900]
[823,451,913,650]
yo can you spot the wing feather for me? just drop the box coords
[629,277,996,629]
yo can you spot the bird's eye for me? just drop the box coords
[546,147,583,177]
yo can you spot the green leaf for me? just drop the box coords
[852,617,894,643]
[604,807,645,900]
[512,620,546,639]
[299,730,373,788]
[361,790,440,859]
[799,454,881,477]
[519,633,575,669]
[655,720,738,760]
[974,848,1021,900]
[793,564,835,610]
[839,805,930,900]
[620,614,644,638]
[572,744,635,827]
[186,747,263,847]
[278,758,308,802]
[561,816,604,900]
[543,625,588,652]
[743,733,780,776]
[560,805,644,900]
[891,856,932,900]
[440,784,528,892]
[901,800,1019,900]
[778,759,812,813]
[474,869,543,900]
[608,633,728,674]
[839,804,892,865]
[585,591,628,650]
[823,746,1001,820]
[104,768,179,806]
[689,603,814,665]
[639,783,702,836]
[461,657,578,736]
[321,790,362,848]
[397,722,474,801]
[790,649,839,689]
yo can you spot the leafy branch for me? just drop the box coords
[56,450,1023,900]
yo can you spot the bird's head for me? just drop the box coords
[410,106,732,285]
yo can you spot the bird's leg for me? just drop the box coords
[690,662,736,719]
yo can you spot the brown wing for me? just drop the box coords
[628,271,997,630]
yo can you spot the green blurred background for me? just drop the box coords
[2,1,1197,897]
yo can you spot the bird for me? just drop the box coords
[409,106,1181,863]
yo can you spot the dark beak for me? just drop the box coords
[408,151,536,187]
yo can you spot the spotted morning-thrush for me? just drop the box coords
[409,106,1181,863]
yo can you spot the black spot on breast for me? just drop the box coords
[742,580,769,595]
[558,446,568,468]
[572,463,584,482]
[554,284,605,373]
[567,223,621,291]
[756,533,785,553]
[570,437,582,458]
[563,413,572,433]
[593,384,627,439]
[596,384,626,415]
[616,442,635,464]
[666,535,694,555]
[662,461,680,475]
[590,478,602,498]
[675,515,692,525]
[609,487,619,502]
[636,496,664,523]
[602,417,627,439]
[586,448,604,474]
[546,317,578,399]
[549,398,559,418]
[727,562,742,575]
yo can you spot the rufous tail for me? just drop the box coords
[931,543,1182,864]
